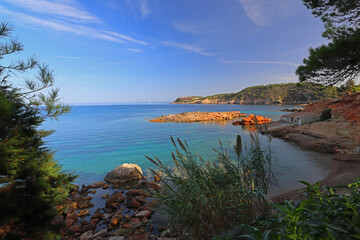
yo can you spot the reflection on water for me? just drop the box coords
[43,104,332,195]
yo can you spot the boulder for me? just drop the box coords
[104,163,145,184]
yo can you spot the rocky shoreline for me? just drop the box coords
[260,92,360,156]
[150,111,246,123]
[59,93,360,239]
[263,93,360,202]
[58,164,174,240]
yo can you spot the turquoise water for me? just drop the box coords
[43,104,332,195]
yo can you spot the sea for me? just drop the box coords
[43,103,332,196]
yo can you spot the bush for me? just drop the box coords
[320,108,332,121]
[238,179,360,239]
[146,134,273,239]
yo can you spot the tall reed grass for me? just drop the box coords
[146,133,273,239]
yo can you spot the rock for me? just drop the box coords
[64,206,76,214]
[90,218,100,225]
[127,232,150,240]
[126,198,141,208]
[79,209,90,217]
[109,237,125,240]
[80,185,90,195]
[78,201,94,209]
[103,207,113,214]
[80,220,89,226]
[154,174,161,182]
[332,154,360,162]
[113,228,127,236]
[103,213,113,219]
[90,209,104,220]
[65,213,78,226]
[105,191,125,208]
[104,163,145,184]
[232,115,271,126]
[88,182,107,189]
[66,224,82,235]
[134,196,146,204]
[123,218,141,228]
[101,193,110,199]
[280,108,303,112]
[80,230,93,240]
[102,183,109,189]
[110,211,123,226]
[83,224,97,232]
[125,189,144,197]
[150,111,243,123]
[148,182,161,192]
[89,229,109,239]
[134,210,152,218]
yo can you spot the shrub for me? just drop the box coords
[238,179,360,239]
[320,108,332,121]
[146,134,273,239]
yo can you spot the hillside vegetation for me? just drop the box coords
[173,83,359,105]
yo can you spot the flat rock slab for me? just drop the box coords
[150,111,245,123]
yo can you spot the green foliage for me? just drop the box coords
[302,0,360,39]
[296,31,360,86]
[297,0,360,85]
[350,85,360,93]
[320,108,332,121]
[238,180,360,240]
[174,83,342,104]
[0,22,75,238]
[146,134,273,239]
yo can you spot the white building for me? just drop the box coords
[280,112,321,126]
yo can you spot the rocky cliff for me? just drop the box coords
[173,83,350,105]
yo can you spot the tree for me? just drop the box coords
[302,0,360,39]
[0,22,76,239]
[296,0,360,85]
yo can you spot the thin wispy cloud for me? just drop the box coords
[55,56,81,59]
[173,22,201,34]
[238,0,295,26]
[105,31,148,46]
[139,0,151,18]
[172,21,216,34]
[162,41,214,57]
[2,0,100,23]
[220,58,300,67]
[0,6,146,46]
[127,48,143,53]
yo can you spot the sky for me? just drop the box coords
[0,0,328,104]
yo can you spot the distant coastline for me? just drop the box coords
[172,82,359,105]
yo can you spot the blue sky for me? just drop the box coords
[0,0,327,104]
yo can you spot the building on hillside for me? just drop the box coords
[280,112,321,126]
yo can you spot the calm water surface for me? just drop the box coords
[43,104,332,195]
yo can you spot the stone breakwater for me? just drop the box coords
[150,111,246,123]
